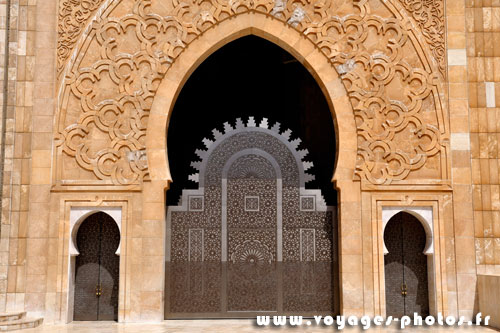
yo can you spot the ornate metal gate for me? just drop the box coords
[166,117,338,318]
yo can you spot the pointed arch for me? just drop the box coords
[145,12,357,315]
[145,13,357,189]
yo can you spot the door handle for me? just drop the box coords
[95,285,102,297]
[401,282,407,297]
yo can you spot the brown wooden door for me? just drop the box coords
[74,212,120,321]
[384,212,429,317]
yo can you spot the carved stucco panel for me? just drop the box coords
[55,0,448,187]
[58,0,109,77]
[397,0,445,77]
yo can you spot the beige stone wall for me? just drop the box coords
[447,0,477,319]
[0,0,39,315]
[0,0,11,312]
[466,0,500,275]
[0,0,491,324]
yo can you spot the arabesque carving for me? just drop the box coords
[57,0,107,77]
[56,0,448,187]
[397,0,446,76]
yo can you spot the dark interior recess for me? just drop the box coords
[166,35,337,206]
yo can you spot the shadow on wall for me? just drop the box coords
[477,275,500,329]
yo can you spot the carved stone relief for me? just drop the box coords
[397,0,445,76]
[57,0,108,77]
[56,0,448,187]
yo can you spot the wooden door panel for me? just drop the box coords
[384,212,429,317]
[402,215,429,316]
[74,214,101,321]
[97,268,116,320]
[384,214,405,318]
[97,214,120,321]
[73,263,100,321]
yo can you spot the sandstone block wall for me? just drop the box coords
[466,0,500,275]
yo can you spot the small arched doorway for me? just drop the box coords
[384,212,429,317]
[73,212,120,321]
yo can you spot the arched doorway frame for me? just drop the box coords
[374,199,447,318]
[382,207,434,317]
[65,206,124,323]
[382,207,434,256]
[69,207,122,256]
[144,12,360,316]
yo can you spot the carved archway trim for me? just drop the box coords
[57,1,446,81]
[145,18,356,190]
